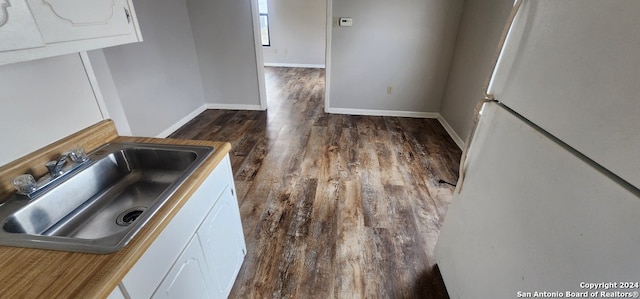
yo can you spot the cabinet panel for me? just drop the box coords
[0,0,45,52]
[26,0,134,43]
[152,237,215,299]
[197,185,247,298]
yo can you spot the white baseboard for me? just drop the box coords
[326,107,439,119]
[264,63,325,69]
[155,103,263,138]
[437,115,465,149]
[156,105,207,138]
[205,103,264,110]
[157,104,464,151]
[326,107,465,149]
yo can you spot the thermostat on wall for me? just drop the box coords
[339,17,353,27]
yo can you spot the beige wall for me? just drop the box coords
[439,0,514,141]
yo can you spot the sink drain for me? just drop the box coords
[116,207,147,226]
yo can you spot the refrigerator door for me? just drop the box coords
[487,0,640,189]
[435,102,640,299]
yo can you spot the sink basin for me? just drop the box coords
[0,142,213,254]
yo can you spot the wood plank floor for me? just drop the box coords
[170,67,462,299]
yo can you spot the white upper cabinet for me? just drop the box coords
[27,0,134,43]
[0,0,141,65]
[0,0,45,51]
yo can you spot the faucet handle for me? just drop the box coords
[12,174,37,196]
[66,148,88,163]
[45,158,67,177]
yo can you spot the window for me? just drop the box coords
[258,0,270,46]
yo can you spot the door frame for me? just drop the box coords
[249,0,268,110]
[249,0,332,111]
[324,0,332,113]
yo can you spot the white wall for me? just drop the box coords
[0,54,103,166]
[85,50,132,136]
[439,0,514,142]
[262,0,326,67]
[99,0,206,137]
[328,0,463,114]
[187,0,263,109]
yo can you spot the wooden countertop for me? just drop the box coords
[0,120,231,298]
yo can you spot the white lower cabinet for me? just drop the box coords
[119,155,246,299]
[152,237,215,299]
[197,186,247,298]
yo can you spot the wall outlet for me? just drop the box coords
[387,85,393,94]
[333,17,339,27]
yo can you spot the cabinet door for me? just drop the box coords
[0,0,45,52]
[197,186,247,298]
[26,0,134,43]
[152,237,216,299]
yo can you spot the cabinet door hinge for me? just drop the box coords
[231,188,235,196]
[124,8,131,24]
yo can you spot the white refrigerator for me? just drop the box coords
[435,1,640,298]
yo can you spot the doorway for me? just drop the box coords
[250,0,330,110]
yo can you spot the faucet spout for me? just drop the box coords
[45,155,68,178]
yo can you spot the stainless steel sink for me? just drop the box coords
[0,142,213,254]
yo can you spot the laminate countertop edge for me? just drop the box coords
[0,135,232,298]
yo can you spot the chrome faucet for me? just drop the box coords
[45,148,88,178]
[12,147,89,198]
[45,154,69,178]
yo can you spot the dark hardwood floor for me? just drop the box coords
[170,67,461,299]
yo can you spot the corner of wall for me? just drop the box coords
[436,0,467,110]
[156,104,207,138]
[81,50,133,136]
[437,114,465,149]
